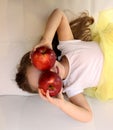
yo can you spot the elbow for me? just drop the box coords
[72,110,93,123]
[84,115,93,123]
[82,111,93,123]
[53,8,61,12]
[74,110,93,123]
[53,8,64,16]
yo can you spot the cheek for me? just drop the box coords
[27,69,41,90]
[29,75,40,91]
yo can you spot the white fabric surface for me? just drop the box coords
[0,95,113,130]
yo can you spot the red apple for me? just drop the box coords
[39,71,63,97]
[31,46,56,71]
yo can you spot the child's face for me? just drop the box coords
[26,60,66,92]
[26,65,42,92]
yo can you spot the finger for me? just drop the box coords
[57,88,64,99]
[57,92,63,99]
[46,90,51,99]
[33,46,38,52]
[38,89,48,101]
[29,51,32,60]
[46,90,54,103]
[32,44,40,52]
[38,88,46,97]
[40,89,46,96]
[60,87,63,93]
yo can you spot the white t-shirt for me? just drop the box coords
[58,40,103,98]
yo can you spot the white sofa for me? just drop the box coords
[0,0,113,130]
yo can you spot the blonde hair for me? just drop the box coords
[70,11,94,41]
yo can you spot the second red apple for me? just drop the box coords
[39,71,63,97]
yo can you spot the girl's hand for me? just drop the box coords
[38,88,65,108]
[29,37,52,59]
[33,38,52,52]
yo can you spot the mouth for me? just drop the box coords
[56,66,59,75]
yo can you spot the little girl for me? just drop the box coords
[15,8,113,122]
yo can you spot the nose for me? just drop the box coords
[50,61,57,73]
[50,65,56,73]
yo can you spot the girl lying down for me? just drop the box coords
[15,8,113,122]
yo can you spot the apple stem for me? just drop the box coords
[48,85,54,90]
[41,49,47,54]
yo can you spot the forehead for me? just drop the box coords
[26,65,41,91]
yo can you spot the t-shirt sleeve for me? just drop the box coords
[63,83,84,98]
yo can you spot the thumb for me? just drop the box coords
[57,88,64,99]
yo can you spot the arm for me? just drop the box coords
[35,8,74,49]
[67,94,92,122]
[39,89,93,122]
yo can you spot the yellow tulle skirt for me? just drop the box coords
[84,8,113,101]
